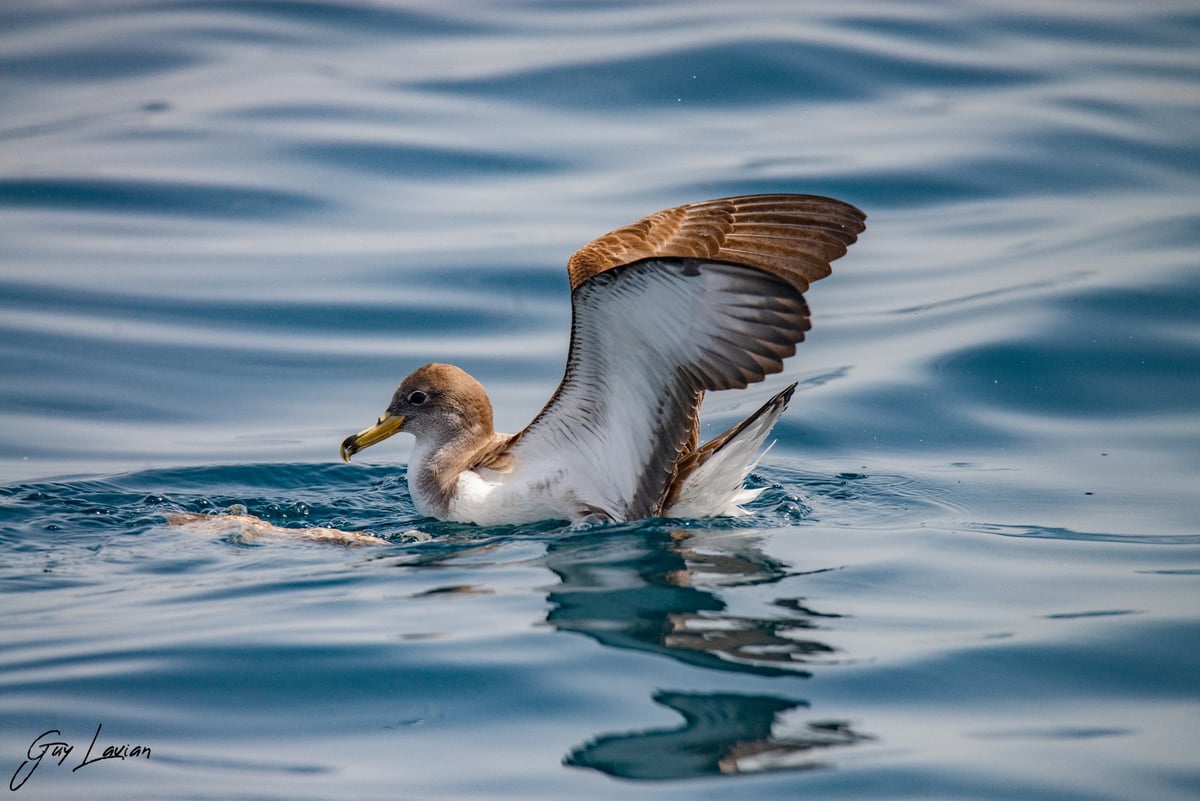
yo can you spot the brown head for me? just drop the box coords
[340,363,495,462]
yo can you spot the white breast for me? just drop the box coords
[444,463,578,526]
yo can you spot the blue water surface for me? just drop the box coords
[2,2,1199,800]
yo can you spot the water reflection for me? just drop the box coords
[566,691,871,779]
[541,526,871,779]
[544,527,841,676]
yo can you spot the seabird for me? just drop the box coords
[340,194,865,525]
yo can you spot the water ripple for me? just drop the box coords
[0,177,327,219]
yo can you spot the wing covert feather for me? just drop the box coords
[567,194,865,292]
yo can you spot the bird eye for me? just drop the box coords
[407,390,428,405]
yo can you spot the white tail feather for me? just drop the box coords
[665,394,790,518]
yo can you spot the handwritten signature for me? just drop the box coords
[10,724,151,792]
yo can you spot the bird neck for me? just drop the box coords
[407,422,497,518]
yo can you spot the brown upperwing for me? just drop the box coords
[566,193,866,293]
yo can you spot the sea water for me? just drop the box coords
[1,2,1198,799]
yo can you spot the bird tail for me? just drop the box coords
[664,383,795,517]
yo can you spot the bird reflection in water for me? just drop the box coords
[542,526,873,779]
[567,691,871,779]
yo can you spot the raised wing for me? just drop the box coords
[567,194,865,292]
[498,194,865,521]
